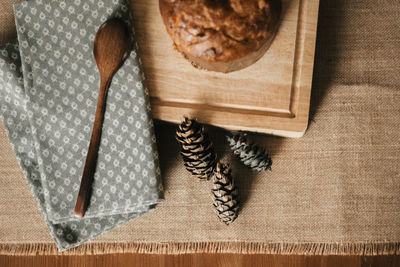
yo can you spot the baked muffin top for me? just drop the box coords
[160,0,281,63]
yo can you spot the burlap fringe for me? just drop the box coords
[2,242,400,256]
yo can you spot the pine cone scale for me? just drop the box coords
[176,118,217,180]
[227,133,272,172]
[212,163,239,225]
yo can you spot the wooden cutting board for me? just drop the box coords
[131,0,320,138]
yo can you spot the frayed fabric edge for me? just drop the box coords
[2,241,400,256]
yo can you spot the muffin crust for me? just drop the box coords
[159,0,281,72]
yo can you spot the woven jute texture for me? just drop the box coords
[1,0,400,255]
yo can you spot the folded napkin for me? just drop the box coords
[0,0,163,251]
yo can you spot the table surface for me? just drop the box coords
[1,254,400,267]
[1,0,400,262]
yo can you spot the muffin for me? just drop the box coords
[159,0,282,73]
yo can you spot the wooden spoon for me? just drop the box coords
[74,18,131,217]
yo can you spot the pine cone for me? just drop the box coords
[212,163,239,225]
[227,133,272,171]
[176,118,217,180]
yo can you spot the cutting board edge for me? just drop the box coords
[148,0,320,138]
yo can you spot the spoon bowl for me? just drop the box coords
[94,19,131,82]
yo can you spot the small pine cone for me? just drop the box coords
[227,133,272,171]
[176,118,217,180]
[212,163,239,225]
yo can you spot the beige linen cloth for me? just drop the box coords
[1,0,400,255]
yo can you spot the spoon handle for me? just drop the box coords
[74,78,110,217]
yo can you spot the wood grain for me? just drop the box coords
[2,254,400,267]
[130,0,320,137]
[74,19,131,217]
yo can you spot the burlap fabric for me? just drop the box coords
[1,0,399,255]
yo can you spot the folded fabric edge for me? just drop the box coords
[0,38,163,251]
[1,241,400,256]
[11,0,164,224]
[48,199,164,224]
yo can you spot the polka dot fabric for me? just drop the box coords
[0,0,163,251]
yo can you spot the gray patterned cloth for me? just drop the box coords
[0,0,163,251]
